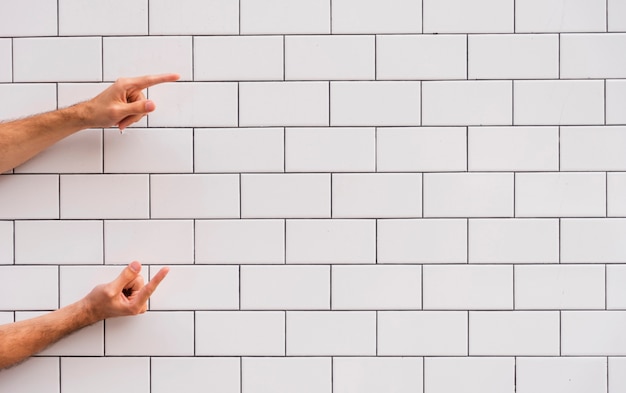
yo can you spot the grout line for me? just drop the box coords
[329,0,333,34]
[283,35,286,81]
[374,35,377,81]
[375,311,379,356]
[558,34,561,79]
[466,218,470,264]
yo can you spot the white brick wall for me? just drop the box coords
[1,0,624,390]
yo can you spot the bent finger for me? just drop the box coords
[111,261,142,292]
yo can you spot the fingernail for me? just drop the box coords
[129,261,141,273]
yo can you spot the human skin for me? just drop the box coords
[0,262,169,369]
[0,73,180,173]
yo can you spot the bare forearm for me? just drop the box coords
[0,299,98,369]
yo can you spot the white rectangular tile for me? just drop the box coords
[195,36,283,81]
[0,0,57,36]
[0,266,57,310]
[607,172,626,215]
[243,358,331,393]
[561,34,626,78]
[377,35,466,80]
[610,357,626,392]
[104,220,193,264]
[196,311,285,355]
[424,173,514,217]
[562,219,626,263]
[561,126,626,171]
[241,265,330,310]
[286,219,376,264]
[425,358,515,393]
[149,0,239,35]
[150,174,239,219]
[609,0,626,31]
[195,128,284,173]
[286,128,375,172]
[422,81,512,126]
[241,174,330,218]
[152,358,240,393]
[607,80,626,125]
[333,265,421,310]
[240,0,330,34]
[0,84,56,121]
[378,311,468,356]
[517,358,607,393]
[423,0,514,33]
[377,127,467,172]
[61,358,149,393]
[514,80,604,125]
[516,0,606,32]
[59,0,147,35]
[516,265,606,309]
[0,175,58,219]
[331,82,420,126]
[515,172,606,217]
[287,311,376,355]
[60,174,148,219]
[0,358,59,393]
[332,0,421,33]
[196,219,284,264]
[0,221,13,264]
[334,357,423,393]
[59,265,121,307]
[15,220,102,264]
[562,311,626,355]
[0,39,11,82]
[286,35,374,80]
[468,126,559,171]
[469,34,558,79]
[607,265,626,309]
[240,82,329,127]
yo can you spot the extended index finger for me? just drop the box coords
[134,266,170,305]
[128,73,180,90]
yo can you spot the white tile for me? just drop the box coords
[377,35,466,80]
[469,219,559,263]
[62,357,149,393]
[149,0,239,35]
[240,0,330,34]
[0,311,13,324]
[333,265,421,310]
[60,174,149,219]
[286,219,376,264]
[609,0,626,31]
[286,35,374,80]
[287,311,376,355]
[378,219,467,264]
[515,172,606,217]
[15,129,103,174]
[561,126,626,171]
[423,0,514,33]
[468,127,559,171]
[425,358,515,393]
[15,311,103,356]
[152,358,240,393]
[286,128,375,172]
[562,34,626,78]
[562,219,626,263]
[15,220,102,264]
[104,128,192,173]
[607,265,626,308]
[0,0,57,36]
[196,219,284,264]
[470,311,560,355]
[0,39,11,82]
[240,82,329,127]
[377,127,467,172]
[241,265,330,310]
[196,311,285,355]
[516,265,606,309]
[0,266,57,310]
[241,174,330,218]
[423,173,514,217]
[243,357,331,393]
[607,80,626,124]
[517,358,607,393]
[333,174,422,218]
[58,83,112,108]
[195,36,283,81]
[195,128,284,173]
[562,311,626,355]
[0,84,56,120]
[14,38,101,82]
[0,221,13,264]
[148,82,238,127]
[423,265,513,310]
[104,220,193,264]
[334,357,423,393]
[469,34,559,79]
[378,311,468,356]
[514,80,604,125]
[331,82,420,126]
[151,174,239,219]
[105,311,194,355]
[0,175,58,219]
[422,81,512,126]
[516,0,606,32]
[59,0,147,35]
[59,265,122,306]
[149,265,238,310]
[610,357,626,392]
[607,173,626,215]
[0,358,59,393]
[332,0,421,33]
[103,37,192,81]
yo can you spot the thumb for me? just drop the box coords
[112,261,142,291]
[122,100,156,117]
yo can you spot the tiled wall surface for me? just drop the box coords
[1,0,626,392]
